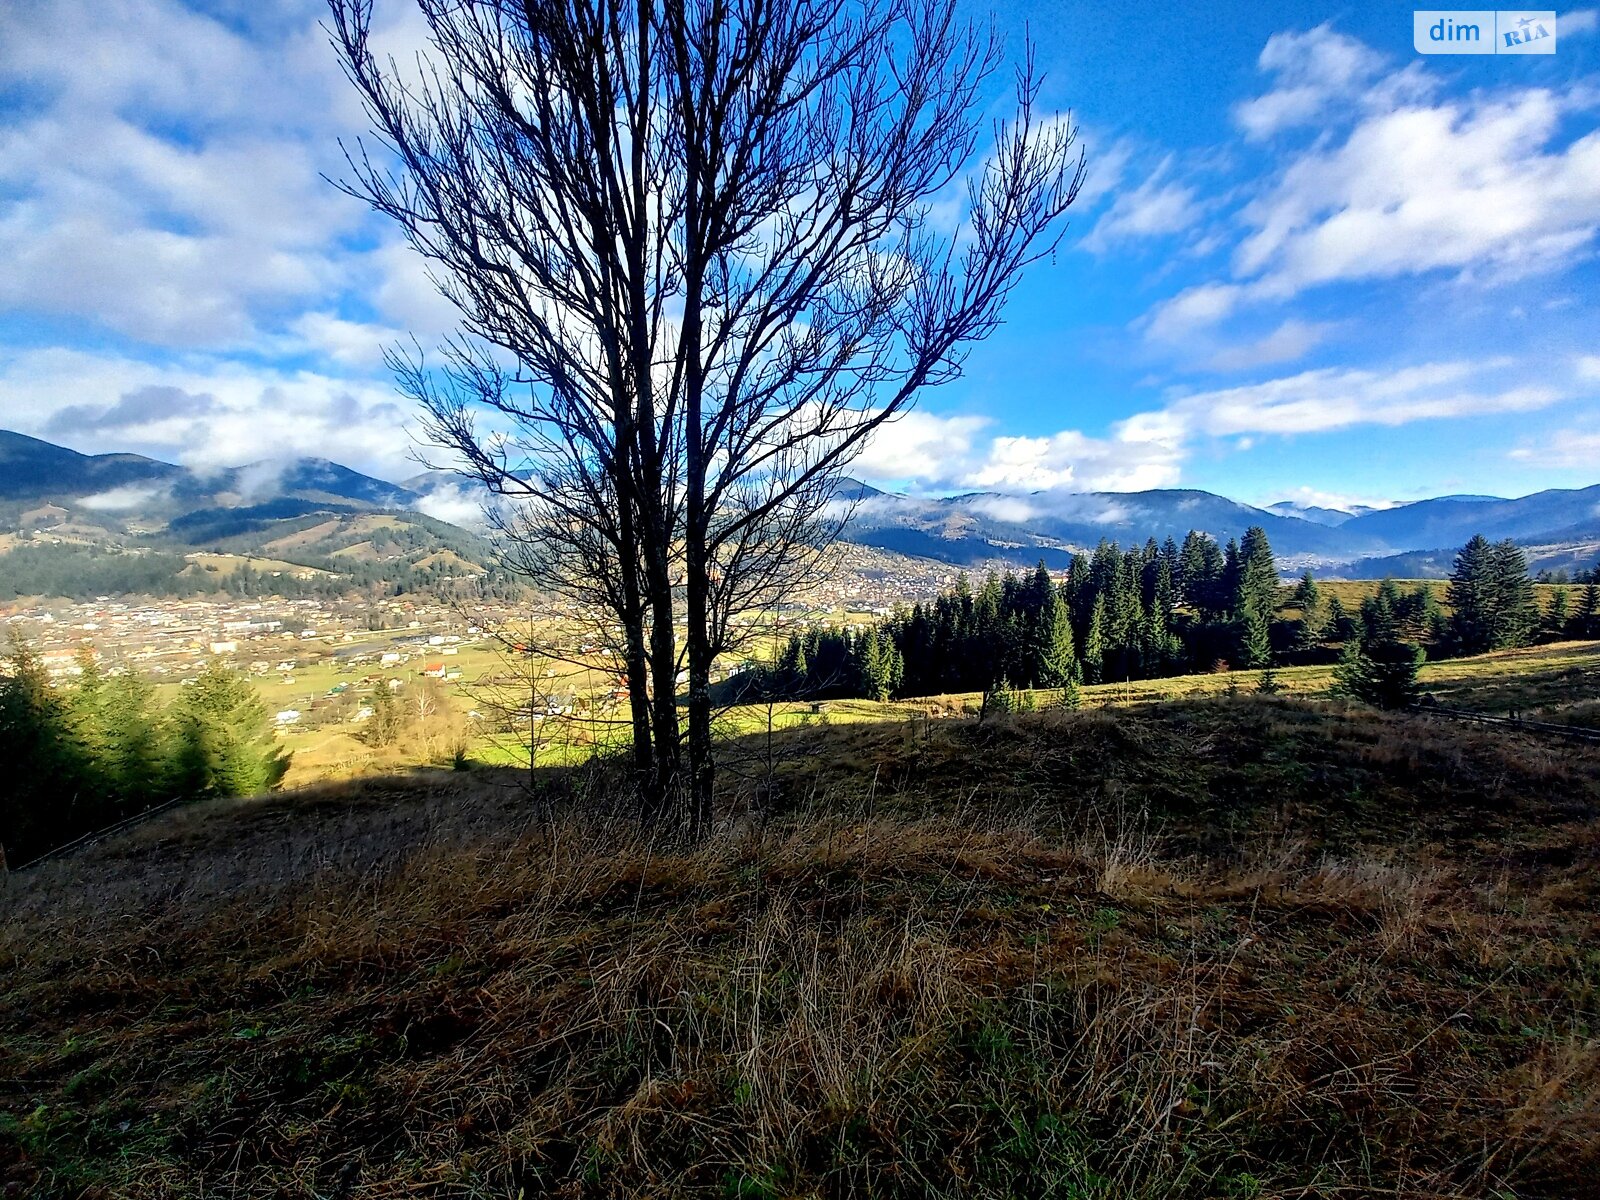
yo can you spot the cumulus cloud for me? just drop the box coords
[1143,283,1248,342]
[1235,90,1600,295]
[848,407,1183,495]
[1263,485,1397,513]
[414,482,490,529]
[1233,24,1431,141]
[43,385,216,435]
[962,496,1042,523]
[965,429,1182,492]
[0,0,459,355]
[1137,26,1600,372]
[290,313,406,369]
[855,356,1575,499]
[850,411,992,482]
[0,0,373,347]
[0,347,419,481]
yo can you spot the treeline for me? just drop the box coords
[0,639,288,865]
[0,541,527,603]
[1536,565,1600,584]
[0,543,214,600]
[759,529,1600,703]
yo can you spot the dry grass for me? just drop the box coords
[3,699,1599,1198]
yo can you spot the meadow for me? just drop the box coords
[3,694,1598,1197]
[265,636,1600,789]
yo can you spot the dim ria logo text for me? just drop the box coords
[1414,10,1556,53]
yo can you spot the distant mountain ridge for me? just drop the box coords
[0,430,497,596]
[0,430,426,514]
[838,476,1600,575]
[3,430,1597,581]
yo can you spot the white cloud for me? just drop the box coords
[1233,24,1432,141]
[0,347,420,481]
[1070,136,1135,211]
[1577,355,1600,380]
[1140,29,1600,367]
[414,483,489,529]
[851,411,991,482]
[814,352,1570,500]
[1509,428,1600,469]
[1236,90,1600,294]
[965,430,1182,492]
[290,313,405,369]
[851,407,1182,495]
[1144,283,1249,342]
[1263,485,1397,513]
[77,484,172,512]
[1203,319,1334,372]
[1081,156,1200,251]
[0,0,386,348]
[1158,359,1560,439]
[963,496,1042,523]
[1234,25,1382,138]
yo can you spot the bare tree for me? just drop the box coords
[328,0,1084,828]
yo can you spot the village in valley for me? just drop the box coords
[0,542,961,782]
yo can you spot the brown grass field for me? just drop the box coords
[4,692,1599,1198]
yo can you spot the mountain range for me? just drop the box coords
[0,430,493,595]
[836,477,1600,576]
[3,429,1598,585]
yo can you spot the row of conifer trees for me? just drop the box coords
[759,529,1600,704]
[0,637,287,865]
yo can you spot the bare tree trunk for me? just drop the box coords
[642,536,679,815]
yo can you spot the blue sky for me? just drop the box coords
[1,1,1597,514]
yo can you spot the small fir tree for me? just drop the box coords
[1333,638,1424,710]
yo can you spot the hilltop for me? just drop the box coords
[4,697,1598,1198]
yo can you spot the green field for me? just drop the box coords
[234,577,1600,786]
[267,634,1600,785]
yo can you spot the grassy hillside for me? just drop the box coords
[3,699,1598,1198]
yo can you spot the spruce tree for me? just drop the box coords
[99,670,171,810]
[1238,610,1272,669]
[1446,535,1497,654]
[1292,569,1320,612]
[1294,576,1324,650]
[1575,582,1600,638]
[1237,526,1278,621]
[172,661,289,800]
[1058,672,1082,710]
[1081,593,1106,684]
[0,632,98,861]
[1489,539,1537,649]
[1036,590,1077,688]
[1333,637,1424,710]
[1544,587,1570,640]
[1360,579,1403,648]
[858,629,891,701]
